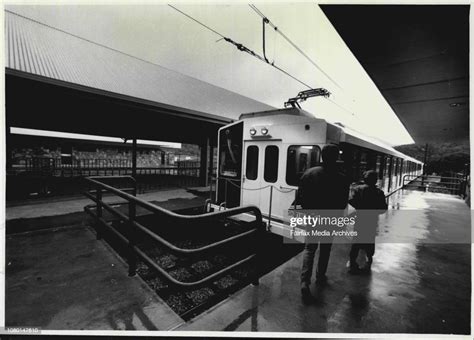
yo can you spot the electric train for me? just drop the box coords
[210,107,423,240]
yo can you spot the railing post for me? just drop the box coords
[267,186,273,231]
[128,196,137,277]
[251,210,263,286]
[96,187,103,240]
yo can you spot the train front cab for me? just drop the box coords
[215,110,329,237]
[214,108,423,239]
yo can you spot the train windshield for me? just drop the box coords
[286,145,321,186]
[218,122,243,178]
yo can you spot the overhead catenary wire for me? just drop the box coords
[327,98,355,116]
[249,4,357,117]
[168,4,225,39]
[262,17,270,63]
[168,4,313,89]
[249,4,342,90]
[168,4,354,117]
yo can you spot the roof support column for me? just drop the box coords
[6,126,12,170]
[421,143,429,187]
[132,138,137,195]
[200,138,210,187]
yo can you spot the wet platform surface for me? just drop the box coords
[5,225,184,330]
[6,187,208,220]
[6,187,208,234]
[177,190,471,333]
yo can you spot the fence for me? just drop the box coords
[402,174,466,196]
[6,157,205,200]
[83,176,264,288]
[8,157,200,177]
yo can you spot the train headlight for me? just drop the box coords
[261,127,269,135]
[250,128,257,136]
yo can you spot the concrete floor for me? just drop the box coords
[177,190,471,334]
[6,187,207,220]
[6,187,208,234]
[5,225,183,330]
[4,189,470,333]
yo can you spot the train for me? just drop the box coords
[210,107,423,240]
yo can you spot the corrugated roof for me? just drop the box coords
[5,10,274,120]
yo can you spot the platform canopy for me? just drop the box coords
[5,10,274,145]
[321,5,469,145]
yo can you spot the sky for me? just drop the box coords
[6,2,414,146]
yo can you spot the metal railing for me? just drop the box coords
[214,176,298,228]
[384,173,423,201]
[83,176,263,288]
[401,174,466,196]
[8,161,200,178]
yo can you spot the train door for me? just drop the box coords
[376,154,384,188]
[399,159,404,186]
[383,156,392,192]
[393,158,399,190]
[216,122,243,208]
[285,144,322,207]
[387,156,393,192]
[241,141,282,218]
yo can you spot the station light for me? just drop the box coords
[250,128,257,136]
[261,127,269,135]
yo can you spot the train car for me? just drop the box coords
[211,107,423,239]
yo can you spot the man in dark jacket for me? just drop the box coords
[348,170,388,273]
[299,144,349,299]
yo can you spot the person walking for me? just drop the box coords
[348,170,388,274]
[299,144,349,300]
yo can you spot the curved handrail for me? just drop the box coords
[84,199,257,255]
[88,175,137,183]
[83,208,256,287]
[83,175,263,288]
[85,177,262,223]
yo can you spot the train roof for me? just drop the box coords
[332,122,422,164]
[238,108,422,164]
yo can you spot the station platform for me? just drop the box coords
[175,190,471,334]
[5,186,211,330]
[5,225,183,330]
[5,189,471,333]
[6,186,209,234]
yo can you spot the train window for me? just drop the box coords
[398,159,403,186]
[286,145,321,186]
[377,155,384,179]
[359,150,368,179]
[385,156,392,178]
[264,145,279,183]
[246,146,259,180]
